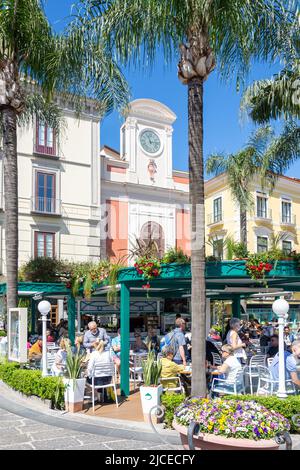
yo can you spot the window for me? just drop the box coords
[213,239,223,260]
[257,236,268,253]
[282,201,292,223]
[257,195,267,218]
[36,120,56,156]
[282,240,292,255]
[35,171,56,213]
[34,232,55,258]
[213,197,222,223]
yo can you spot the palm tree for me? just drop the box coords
[205,125,281,245]
[242,11,300,175]
[0,0,128,312]
[77,0,292,395]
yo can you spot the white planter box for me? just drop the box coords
[140,384,163,423]
[63,378,86,413]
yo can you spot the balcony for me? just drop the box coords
[207,212,224,226]
[31,197,61,216]
[255,209,272,223]
[280,214,296,227]
[34,143,58,158]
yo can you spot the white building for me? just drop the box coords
[0,98,190,275]
[0,97,101,275]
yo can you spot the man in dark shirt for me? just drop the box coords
[267,334,279,358]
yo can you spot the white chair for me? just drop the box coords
[211,369,245,396]
[257,368,296,396]
[244,355,266,395]
[160,376,185,394]
[129,353,148,391]
[211,352,222,366]
[267,357,274,368]
[86,362,119,412]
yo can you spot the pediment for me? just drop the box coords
[126,99,176,124]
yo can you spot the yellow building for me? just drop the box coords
[205,173,300,259]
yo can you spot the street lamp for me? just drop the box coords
[38,300,51,377]
[272,298,289,399]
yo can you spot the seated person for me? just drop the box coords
[29,337,43,360]
[133,333,148,353]
[160,347,186,390]
[46,330,55,343]
[267,334,279,358]
[111,329,121,373]
[258,327,270,347]
[270,340,300,390]
[211,344,242,380]
[145,327,160,354]
[87,340,114,402]
[52,338,70,376]
[207,328,221,342]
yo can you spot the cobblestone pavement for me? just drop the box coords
[0,408,182,451]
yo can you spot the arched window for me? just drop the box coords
[140,221,165,258]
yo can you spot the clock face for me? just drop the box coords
[139,130,161,154]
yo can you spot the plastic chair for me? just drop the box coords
[244,364,269,395]
[257,368,296,396]
[267,357,274,368]
[86,363,119,412]
[129,353,148,391]
[211,352,222,367]
[160,376,185,394]
[210,369,245,397]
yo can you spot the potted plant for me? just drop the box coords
[173,398,290,450]
[63,344,86,413]
[140,350,162,423]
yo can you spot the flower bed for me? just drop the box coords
[174,398,290,440]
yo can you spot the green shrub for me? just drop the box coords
[19,257,64,282]
[0,330,7,337]
[0,362,65,409]
[223,395,300,433]
[161,392,185,428]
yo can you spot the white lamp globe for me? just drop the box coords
[272,298,289,319]
[38,300,51,316]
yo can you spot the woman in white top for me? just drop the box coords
[226,318,246,363]
[87,340,113,387]
[51,338,70,376]
[211,344,242,379]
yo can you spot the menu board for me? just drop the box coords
[8,308,28,363]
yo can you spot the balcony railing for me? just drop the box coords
[34,143,57,157]
[281,214,296,225]
[255,209,272,220]
[31,197,61,215]
[207,212,223,225]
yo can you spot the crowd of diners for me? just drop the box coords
[26,313,300,400]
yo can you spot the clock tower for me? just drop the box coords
[120,99,177,187]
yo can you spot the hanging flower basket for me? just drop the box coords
[134,257,161,283]
[245,254,273,285]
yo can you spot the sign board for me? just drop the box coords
[8,308,28,363]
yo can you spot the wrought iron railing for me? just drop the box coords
[31,197,61,215]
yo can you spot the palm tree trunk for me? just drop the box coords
[240,209,247,246]
[188,77,206,396]
[2,107,18,311]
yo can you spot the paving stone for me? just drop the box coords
[31,437,82,450]
[0,431,32,445]
[73,433,127,445]
[66,443,111,450]
[105,439,159,450]
[0,443,34,450]
[0,420,24,429]
[26,428,77,441]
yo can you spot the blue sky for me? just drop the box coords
[45,0,300,177]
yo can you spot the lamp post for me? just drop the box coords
[272,298,289,399]
[38,300,51,377]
